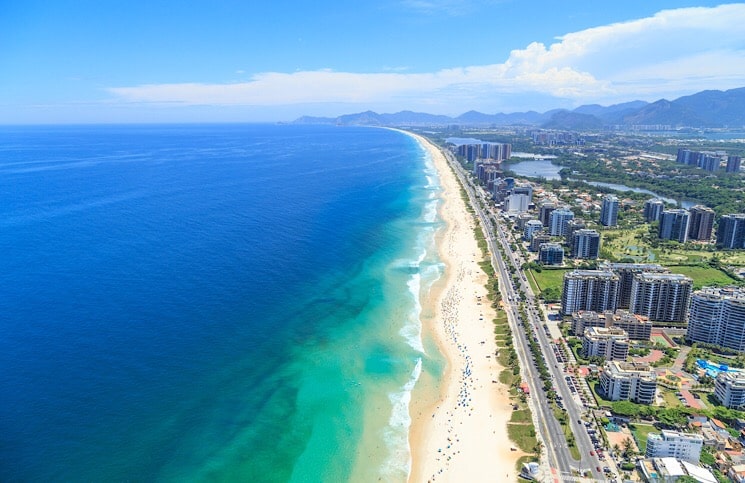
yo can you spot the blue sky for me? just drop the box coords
[2,1,745,123]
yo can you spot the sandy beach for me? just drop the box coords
[405,132,522,482]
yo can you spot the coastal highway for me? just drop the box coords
[442,148,606,482]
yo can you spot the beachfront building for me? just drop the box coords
[561,270,620,317]
[717,214,745,249]
[571,229,600,259]
[714,372,745,410]
[599,361,657,404]
[659,209,690,243]
[645,431,704,463]
[582,326,629,361]
[688,205,716,241]
[643,198,665,223]
[630,273,692,324]
[638,457,716,483]
[686,287,745,352]
[549,208,574,236]
[538,243,564,266]
[600,195,619,227]
[599,262,669,309]
[571,310,651,340]
[523,219,543,241]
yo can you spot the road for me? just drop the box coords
[442,150,609,481]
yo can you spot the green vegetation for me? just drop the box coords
[507,423,538,453]
[629,423,657,454]
[667,265,738,289]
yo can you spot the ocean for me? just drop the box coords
[0,124,446,482]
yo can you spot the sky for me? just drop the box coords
[2,0,745,123]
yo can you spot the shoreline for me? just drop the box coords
[403,132,522,482]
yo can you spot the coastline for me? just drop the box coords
[403,132,522,482]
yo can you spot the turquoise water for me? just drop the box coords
[0,124,446,481]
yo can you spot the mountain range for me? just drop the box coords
[293,87,745,129]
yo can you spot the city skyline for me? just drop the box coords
[3,1,745,123]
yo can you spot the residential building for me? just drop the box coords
[538,202,556,227]
[645,431,704,462]
[565,219,586,247]
[688,205,715,241]
[630,273,693,323]
[571,309,651,340]
[599,361,657,404]
[715,372,745,410]
[571,229,600,259]
[506,193,530,213]
[686,287,745,352]
[561,270,620,316]
[549,208,574,236]
[659,209,690,243]
[538,243,564,265]
[599,262,669,309]
[727,155,742,173]
[717,214,745,249]
[600,194,619,226]
[523,219,543,241]
[530,233,551,252]
[582,326,629,361]
[515,213,535,230]
[643,198,665,223]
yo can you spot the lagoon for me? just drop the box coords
[507,158,696,208]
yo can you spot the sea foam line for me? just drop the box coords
[381,357,423,480]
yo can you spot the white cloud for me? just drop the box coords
[107,4,745,112]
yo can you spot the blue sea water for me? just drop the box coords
[0,124,445,482]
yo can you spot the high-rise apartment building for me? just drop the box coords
[549,208,574,236]
[539,242,564,265]
[565,219,586,248]
[630,273,692,323]
[687,205,715,241]
[530,233,551,252]
[523,220,543,241]
[600,195,619,227]
[599,262,669,309]
[539,202,556,227]
[686,287,745,352]
[561,270,620,316]
[717,214,745,249]
[659,209,690,243]
[571,229,600,259]
[643,198,665,223]
[726,155,742,173]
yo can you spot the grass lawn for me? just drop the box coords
[666,265,737,289]
[529,268,570,294]
[629,423,657,454]
[660,390,683,408]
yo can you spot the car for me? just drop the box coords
[589,450,595,456]
[597,466,601,472]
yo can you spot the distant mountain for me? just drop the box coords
[541,110,604,130]
[622,87,745,127]
[573,100,648,123]
[291,86,745,129]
